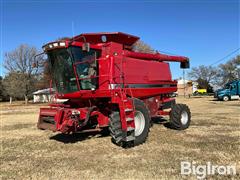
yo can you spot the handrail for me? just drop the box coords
[74,74,109,81]
[73,58,107,65]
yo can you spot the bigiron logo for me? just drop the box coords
[180,161,237,179]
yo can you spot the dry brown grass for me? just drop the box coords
[0,97,239,179]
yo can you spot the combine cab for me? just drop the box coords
[37,32,191,148]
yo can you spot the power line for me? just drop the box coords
[210,48,240,66]
[158,50,178,56]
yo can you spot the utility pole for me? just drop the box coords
[183,69,186,98]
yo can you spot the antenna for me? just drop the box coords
[71,21,75,37]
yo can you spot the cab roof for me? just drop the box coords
[72,32,140,46]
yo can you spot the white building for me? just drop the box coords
[33,88,68,103]
[33,88,55,103]
[177,79,198,96]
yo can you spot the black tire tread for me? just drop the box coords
[109,98,151,148]
[132,98,150,146]
[109,111,125,145]
[169,103,191,130]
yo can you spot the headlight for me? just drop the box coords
[71,110,80,115]
[59,42,66,46]
[42,41,66,51]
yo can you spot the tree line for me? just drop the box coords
[188,55,240,92]
[1,44,49,103]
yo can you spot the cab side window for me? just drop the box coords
[230,84,236,90]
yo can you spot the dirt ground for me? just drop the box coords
[0,97,239,179]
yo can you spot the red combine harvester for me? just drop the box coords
[37,32,191,148]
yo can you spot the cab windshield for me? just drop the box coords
[47,47,99,94]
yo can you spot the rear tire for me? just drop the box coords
[169,103,191,130]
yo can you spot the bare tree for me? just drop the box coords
[188,65,218,91]
[35,62,51,89]
[132,40,155,54]
[217,55,240,86]
[4,44,43,103]
[188,65,218,83]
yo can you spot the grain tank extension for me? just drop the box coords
[37,32,191,148]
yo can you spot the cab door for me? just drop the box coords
[230,83,239,100]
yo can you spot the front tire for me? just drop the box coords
[222,95,229,101]
[133,98,150,146]
[109,98,150,148]
[169,103,191,130]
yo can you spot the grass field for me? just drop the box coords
[0,97,239,179]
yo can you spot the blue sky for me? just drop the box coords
[1,0,239,79]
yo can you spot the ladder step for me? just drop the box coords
[115,136,123,144]
[126,117,134,122]
[125,108,133,112]
[125,136,135,142]
[127,127,135,132]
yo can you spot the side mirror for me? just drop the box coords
[32,62,38,68]
[82,43,90,52]
[33,52,46,68]
[180,61,190,69]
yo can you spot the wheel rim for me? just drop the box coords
[134,111,145,136]
[180,111,188,125]
[223,96,228,101]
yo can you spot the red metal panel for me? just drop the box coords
[39,108,57,116]
[124,50,189,62]
[73,32,139,46]
[126,87,177,98]
[122,57,172,84]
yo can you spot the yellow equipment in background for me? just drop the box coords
[197,89,207,94]
[193,89,207,95]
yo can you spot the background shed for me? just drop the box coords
[33,88,55,103]
[177,79,198,96]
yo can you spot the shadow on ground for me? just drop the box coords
[49,131,106,144]
[209,99,219,101]
[151,116,176,129]
[151,116,167,124]
[50,117,175,143]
